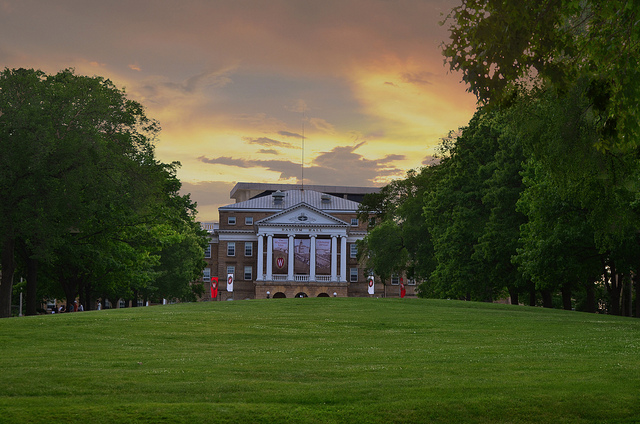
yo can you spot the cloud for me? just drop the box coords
[197,156,251,168]
[377,154,406,164]
[308,117,335,133]
[242,136,294,148]
[401,71,434,86]
[422,155,440,166]
[197,141,405,186]
[179,180,237,222]
[162,68,234,94]
[0,0,477,205]
[278,130,304,139]
[198,156,301,180]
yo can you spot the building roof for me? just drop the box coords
[229,182,380,203]
[219,189,362,212]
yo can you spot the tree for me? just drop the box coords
[510,83,640,315]
[0,68,205,317]
[424,111,502,301]
[357,167,438,291]
[472,120,529,305]
[444,2,640,314]
[442,0,640,151]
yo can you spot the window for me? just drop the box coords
[228,216,236,225]
[204,244,211,258]
[407,279,416,286]
[350,268,358,282]
[203,268,211,281]
[351,218,358,226]
[244,266,252,280]
[245,216,253,225]
[391,275,400,285]
[227,242,235,256]
[119,299,126,308]
[245,242,253,257]
[227,266,235,276]
[350,244,358,258]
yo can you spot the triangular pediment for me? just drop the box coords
[257,203,348,227]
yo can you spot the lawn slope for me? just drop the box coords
[1,298,639,423]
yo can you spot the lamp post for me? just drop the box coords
[266,291,270,299]
[18,277,23,317]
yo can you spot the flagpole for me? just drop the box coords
[301,107,305,190]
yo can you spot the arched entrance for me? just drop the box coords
[317,293,330,297]
[295,292,308,298]
[273,292,286,298]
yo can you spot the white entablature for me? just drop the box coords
[256,203,350,237]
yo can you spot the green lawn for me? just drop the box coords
[1,298,639,423]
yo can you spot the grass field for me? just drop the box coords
[1,298,639,423]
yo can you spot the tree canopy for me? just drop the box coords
[357,0,640,316]
[0,68,207,317]
[442,0,640,151]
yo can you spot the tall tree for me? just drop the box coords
[442,0,640,151]
[424,111,501,301]
[0,68,206,317]
[357,167,438,290]
[473,120,528,305]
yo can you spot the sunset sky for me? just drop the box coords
[0,0,478,221]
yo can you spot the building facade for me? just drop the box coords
[202,183,417,300]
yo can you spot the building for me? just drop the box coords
[202,183,417,299]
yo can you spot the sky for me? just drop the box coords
[0,0,478,222]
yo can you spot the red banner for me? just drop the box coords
[400,278,406,298]
[210,277,219,299]
[273,238,288,274]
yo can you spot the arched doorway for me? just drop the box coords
[295,292,308,298]
[273,292,286,298]
[317,293,330,297]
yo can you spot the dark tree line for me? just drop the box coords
[0,68,208,317]
[358,0,640,316]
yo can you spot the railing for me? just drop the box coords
[271,275,288,281]
[259,274,338,283]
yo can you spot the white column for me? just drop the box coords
[331,235,337,282]
[288,234,295,281]
[310,235,317,282]
[266,234,273,280]
[257,234,264,281]
[340,236,347,282]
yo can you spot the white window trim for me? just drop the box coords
[350,244,357,258]
[227,242,235,257]
[245,217,253,225]
[245,242,253,257]
[244,266,252,281]
[228,216,236,225]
